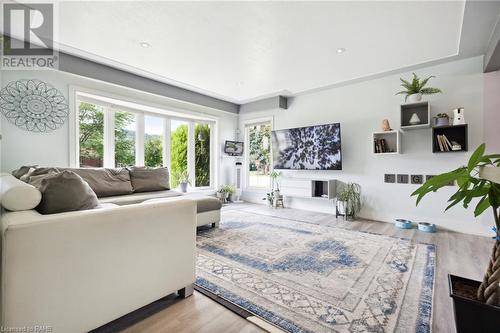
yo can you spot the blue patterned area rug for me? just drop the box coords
[195,210,435,333]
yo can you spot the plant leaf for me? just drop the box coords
[468,143,485,172]
[474,195,491,217]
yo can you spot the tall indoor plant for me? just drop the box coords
[336,183,362,219]
[396,72,442,102]
[411,144,500,330]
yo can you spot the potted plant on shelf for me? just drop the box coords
[336,183,362,219]
[411,143,500,332]
[176,171,191,193]
[434,113,450,127]
[396,72,442,103]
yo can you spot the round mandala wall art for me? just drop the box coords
[0,79,69,132]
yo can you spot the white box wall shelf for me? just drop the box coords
[373,130,401,155]
[280,178,336,200]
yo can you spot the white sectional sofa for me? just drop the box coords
[0,170,220,332]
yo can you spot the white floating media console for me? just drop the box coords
[280,178,337,200]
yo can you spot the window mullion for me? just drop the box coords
[136,113,145,166]
[103,108,115,168]
[188,121,196,188]
[163,118,171,170]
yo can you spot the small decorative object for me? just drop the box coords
[0,79,69,132]
[453,107,465,125]
[409,113,421,125]
[396,72,442,102]
[263,192,275,207]
[175,170,191,193]
[336,183,362,220]
[434,113,450,127]
[451,141,462,151]
[417,222,436,233]
[395,219,413,229]
[382,119,392,131]
[411,143,500,331]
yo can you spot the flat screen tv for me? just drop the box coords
[272,123,342,170]
[224,140,244,156]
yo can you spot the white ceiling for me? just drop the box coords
[53,1,469,103]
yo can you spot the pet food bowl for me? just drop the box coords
[395,219,413,229]
[418,222,436,233]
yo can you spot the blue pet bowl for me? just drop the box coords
[395,219,413,229]
[418,222,436,233]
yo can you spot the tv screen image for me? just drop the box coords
[271,123,342,170]
[224,141,243,156]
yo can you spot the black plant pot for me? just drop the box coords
[449,274,500,333]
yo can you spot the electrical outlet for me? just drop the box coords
[397,174,409,184]
[384,174,396,183]
[411,174,423,184]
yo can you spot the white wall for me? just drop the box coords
[0,70,238,186]
[484,69,500,153]
[240,56,495,236]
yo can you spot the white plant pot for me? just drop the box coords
[180,182,188,193]
[408,93,422,103]
[336,200,348,216]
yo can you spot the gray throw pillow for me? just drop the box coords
[11,165,38,179]
[36,171,99,214]
[128,167,170,192]
[28,170,59,188]
[62,168,134,197]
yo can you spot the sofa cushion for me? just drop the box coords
[36,171,99,214]
[99,189,183,206]
[0,174,42,211]
[195,197,222,213]
[11,165,38,179]
[127,167,170,192]
[63,168,133,197]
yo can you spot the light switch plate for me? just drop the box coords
[411,174,423,184]
[397,174,409,184]
[384,174,396,183]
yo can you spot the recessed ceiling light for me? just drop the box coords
[140,42,151,48]
[337,48,346,54]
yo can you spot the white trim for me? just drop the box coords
[68,86,78,167]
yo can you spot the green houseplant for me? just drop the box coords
[396,72,442,102]
[218,184,235,203]
[434,113,450,127]
[411,144,500,331]
[336,183,362,219]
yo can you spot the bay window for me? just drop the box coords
[75,92,215,190]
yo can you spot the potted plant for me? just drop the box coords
[270,170,281,206]
[176,170,191,193]
[396,72,442,103]
[336,183,362,219]
[434,113,450,127]
[217,185,235,203]
[411,143,500,332]
[263,192,275,207]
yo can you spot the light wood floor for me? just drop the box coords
[120,203,493,333]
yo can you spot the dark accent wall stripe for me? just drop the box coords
[59,52,239,113]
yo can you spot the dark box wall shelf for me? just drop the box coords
[432,124,468,153]
[400,102,430,130]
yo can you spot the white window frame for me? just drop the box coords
[242,116,274,191]
[70,86,217,190]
